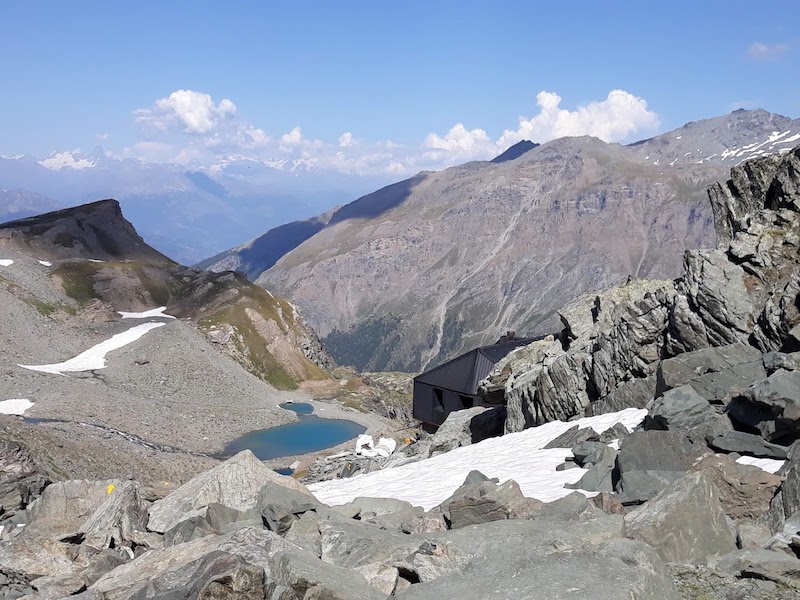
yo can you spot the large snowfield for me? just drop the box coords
[309,408,649,510]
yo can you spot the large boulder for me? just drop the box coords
[715,548,800,584]
[707,430,789,459]
[86,527,295,599]
[268,549,385,600]
[394,521,679,600]
[434,473,542,529]
[691,454,782,521]
[615,431,703,504]
[10,479,152,556]
[766,441,800,532]
[655,344,767,403]
[428,406,505,456]
[623,471,737,564]
[644,385,717,432]
[147,450,312,533]
[0,440,49,523]
[726,370,800,444]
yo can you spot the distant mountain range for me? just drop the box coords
[201,109,800,372]
[0,148,391,264]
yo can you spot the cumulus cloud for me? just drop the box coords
[338,132,355,147]
[497,90,660,148]
[135,89,238,134]
[124,88,662,177]
[746,42,790,61]
[423,124,496,163]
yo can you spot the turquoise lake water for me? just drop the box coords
[223,402,366,460]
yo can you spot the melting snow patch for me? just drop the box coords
[118,307,176,320]
[308,408,647,510]
[19,322,166,375]
[0,259,13,267]
[0,399,34,415]
[87,259,105,263]
[38,260,52,267]
[736,455,784,474]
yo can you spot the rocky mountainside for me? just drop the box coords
[0,200,334,390]
[243,110,797,372]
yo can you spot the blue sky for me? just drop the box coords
[2,1,798,175]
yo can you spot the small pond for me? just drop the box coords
[223,402,366,461]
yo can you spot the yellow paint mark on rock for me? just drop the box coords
[106,484,115,494]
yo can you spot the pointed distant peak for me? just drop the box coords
[491,140,539,163]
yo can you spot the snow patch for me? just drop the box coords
[19,322,166,375]
[118,307,176,320]
[0,259,13,267]
[39,151,97,171]
[309,408,647,510]
[0,399,34,415]
[87,259,105,263]
[736,455,784,474]
[38,260,52,267]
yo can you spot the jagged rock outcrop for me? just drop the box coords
[480,145,800,433]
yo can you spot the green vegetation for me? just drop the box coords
[53,261,100,304]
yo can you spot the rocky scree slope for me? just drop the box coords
[0,200,334,389]
[250,109,800,372]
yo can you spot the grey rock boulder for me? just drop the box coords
[429,406,506,457]
[655,344,767,403]
[435,475,542,529]
[565,445,618,492]
[395,521,678,600]
[645,384,718,432]
[708,430,789,459]
[269,549,385,600]
[0,440,48,523]
[615,430,704,504]
[542,425,599,449]
[319,518,466,583]
[715,548,800,584]
[763,351,800,373]
[727,370,800,444]
[147,450,313,533]
[87,527,295,598]
[766,441,800,532]
[691,454,782,521]
[623,471,737,564]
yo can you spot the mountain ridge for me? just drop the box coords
[239,109,799,372]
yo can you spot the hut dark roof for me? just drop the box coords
[414,338,537,396]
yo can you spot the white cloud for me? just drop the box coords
[423,124,496,163]
[338,132,355,147]
[124,88,661,177]
[135,89,238,134]
[96,132,109,141]
[746,42,790,61]
[497,90,660,148]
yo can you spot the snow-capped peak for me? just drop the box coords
[39,150,98,171]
